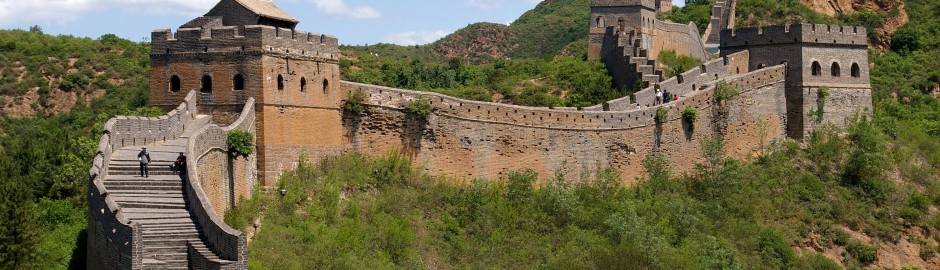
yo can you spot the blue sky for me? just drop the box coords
[0,0,685,46]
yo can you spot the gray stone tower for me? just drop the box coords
[720,24,873,138]
[588,0,658,60]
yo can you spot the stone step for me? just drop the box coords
[104,174,183,181]
[106,186,182,193]
[144,238,201,247]
[109,170,179,176]
[125,212,191,220]
[636,64,654,74]
[117,202,186,210]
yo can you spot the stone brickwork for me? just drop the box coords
[183,98,256,269]
[150,6,343,186]
[87,91,198,269]
[588,0,708,89]
[704,0,736,46]
[342,65,788,182]
[720,24,872,138]
[195,99,258,217]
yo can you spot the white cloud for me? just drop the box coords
[381,30,450,46]
[0,0,216,25]
[310,0,380,19]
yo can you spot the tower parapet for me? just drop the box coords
[720,24,867,48]
[151,26,339,60]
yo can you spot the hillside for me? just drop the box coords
[0,27,151,118]
[0,0,939,268]
[426,0,590,62]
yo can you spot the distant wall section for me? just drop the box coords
[341,65,788,183]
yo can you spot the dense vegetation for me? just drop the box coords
[0,28,157,269]
[1,0,939,268]
[660,0,714,33]
[341,54,618,108]
[228,115,938,269]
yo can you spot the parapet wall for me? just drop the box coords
[184,99,255,268]
[87,91,198,269]
[342,64,787,182]
[650,20,708,61]
[590,50,749,111]
[107,91,198,149]
[720,24,868,48]
[152,25,339,59]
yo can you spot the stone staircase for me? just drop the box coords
[102,115,233,269]
[704,0,736,46]
[618,31,664,86]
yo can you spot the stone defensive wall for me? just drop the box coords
[107,91,198,148]
[341,64,787,182]
[151,26,339,59]
[719,24,868,48]
[183,98,256,269]
[648,20,709,61]
[587,50,750,111]
[86,91,198,269]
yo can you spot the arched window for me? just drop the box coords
[596,17,605,28]
[831,62,841,77]
[200,75,212,93]
[277,75,284,91]
[618,18,626,32]
[170,75,181,92]
[322,79,329,95]
[851,63,861,78]
[300,77,307,92]
[233,74,244,91]
[811,61,821,76]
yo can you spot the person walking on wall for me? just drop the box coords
[138,146,151,178]
[655,89,663,105]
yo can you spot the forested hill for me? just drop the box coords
[1,0,940,268]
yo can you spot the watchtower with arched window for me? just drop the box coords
[587,0,658,60]
[148,0,344,185]
[719,23,872,139]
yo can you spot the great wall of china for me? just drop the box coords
[87,0,873,268]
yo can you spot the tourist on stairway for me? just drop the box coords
[138,146,151,178]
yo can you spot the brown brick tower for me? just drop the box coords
[150,0,344,185]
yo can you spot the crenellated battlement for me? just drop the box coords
[720,24,867,47]
[151,25,339,59]
[591,0,655,9]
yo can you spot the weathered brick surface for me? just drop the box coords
[86,91,197,270]
[183,98,256,269]
[588,0,707,89]
[342,65,789,182]
[720,24,873,138]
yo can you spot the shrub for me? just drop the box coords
[655,107,669,125]
[506,169,537,203]
[404,96,432,119]
[714,81,738,103]
[343,89,366,115]
[227,130,254,159]
[682,107,698,131]
[845,241,878,266]
[757,229,796,268]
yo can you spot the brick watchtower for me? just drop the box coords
[588,0,657,60]
[720,24,873,138]
[150,0,345,185]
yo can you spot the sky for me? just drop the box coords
[0,0,685,46]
